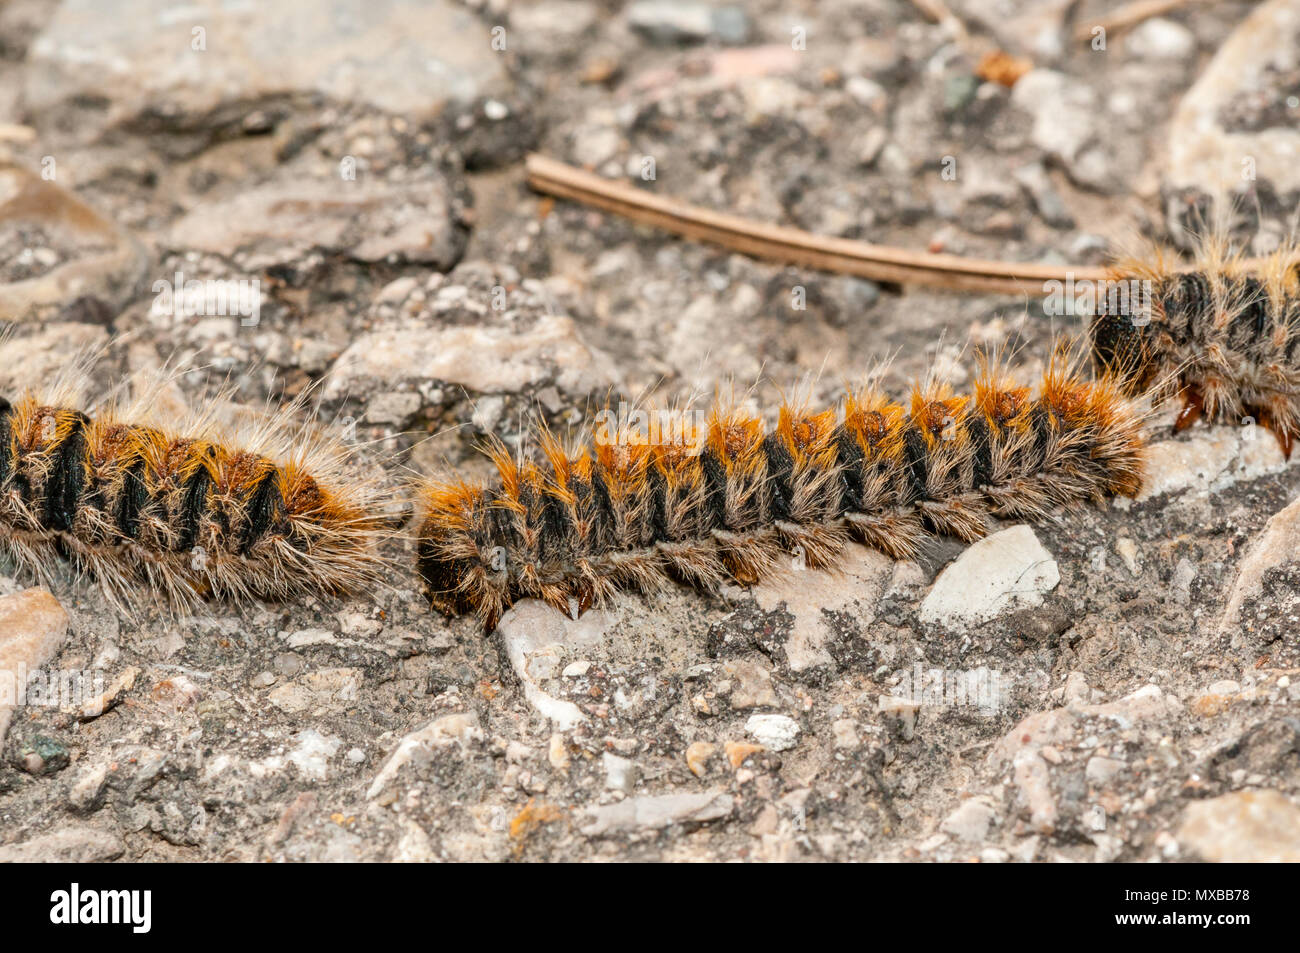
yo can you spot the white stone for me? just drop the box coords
[24,0,512,133]
[375,276,417,304]
[288,730,343,782]
[68,763,109,813]
[284,628,336,648]
[1125,18,1196,60]
[392,820,438,863]
[744,714,800,751]
[0,827,124,863]
[940,799,998,843]
[831,719,860,750]
[1134,431,1240,502]
[919,525,1059,630]
[845,76,887,111]
[1114,537,1140,575]
[1013,748,1058,834]
[602,752,640,792]
[496,600,615,729]
[1208,680,1241,696]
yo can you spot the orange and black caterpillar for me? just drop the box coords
[0,377,389,610]
[417,350,1146,630]
[1091,244,1300,455]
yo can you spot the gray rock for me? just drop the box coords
[990,685,1176,766]
[68,763,110,814]
[325,267,616,402]
[722,658,778,709]
[366,711,483,799]
[510,2,599,44]
[267,668,363,716]
[1164,0,1300,229]
[0,826,125,862]
[0,164,146,322]
[24,0,513,144]
[1012,69,1097,164]
[579,790,734,837]
[1219,493,1300,639]
[1013,161,1074,228]
[363,391,422,427]
[749,547,893,671]
[967,0,1074,61]
[0,588,69,745]
[1085,756,1126,785]
[626,2,751,45]
[960,162,1021,208]
[1179,790,1300,862]
[940,799,998,843]
[0,323,110,392]
[1011,69,1120,192]
[165,170,468,272]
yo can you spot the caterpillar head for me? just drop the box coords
[1089,309,1152,394]
[416,481,511,629]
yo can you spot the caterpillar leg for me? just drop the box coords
[537,573,597,619]
[1246,403,1296,460]
[1173,386,1205,433]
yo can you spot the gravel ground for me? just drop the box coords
[1,0,1299,863]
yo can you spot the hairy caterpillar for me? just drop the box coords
[416,349,1146,630]
[1091,243,1300,455]
[0,364,390,610]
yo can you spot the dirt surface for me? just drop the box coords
[1,0,1300,863]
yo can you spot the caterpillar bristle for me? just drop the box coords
[0,367,393,613]
[417,348,1147,631]
[1093,241,1300,457]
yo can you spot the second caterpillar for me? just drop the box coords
[416,350,1147,630]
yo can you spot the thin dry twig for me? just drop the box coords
[1074,0,1204,42]
[527,153,1108,295]
[907,0,972,40]
[527,153,1294,295]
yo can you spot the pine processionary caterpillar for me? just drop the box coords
[416,348,1147,630]
[0,364,390,611]
[1091,242,1300,455]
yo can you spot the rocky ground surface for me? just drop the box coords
[2,0,1300,862]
